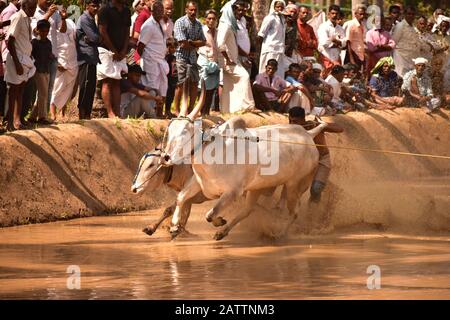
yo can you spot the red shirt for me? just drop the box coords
[297,19,318,57]
[133,7,151,63]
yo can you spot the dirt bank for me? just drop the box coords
[1,110,449,231]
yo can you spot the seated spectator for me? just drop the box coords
[304,63,334,115]
[120,64,163,118]
[29,19,54,125]
[285,63,314,113]
[369,57,404,108]
[252,59,293,112]
[325,65,351,112]
[401,57,441,113]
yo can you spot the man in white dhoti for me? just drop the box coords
[257,0,286,78]
[137,1,167,118]
[392,6,419,77]
[50,15,78,121]
[217,0,255,113]
[4,0,37,131]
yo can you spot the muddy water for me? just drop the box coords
[1,202,450,299]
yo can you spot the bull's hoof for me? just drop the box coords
[142,226,156,236]
[170,225,183,240]
[213,231,227,241]
[212,217,227,227]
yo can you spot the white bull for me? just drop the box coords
[159,81,327,240]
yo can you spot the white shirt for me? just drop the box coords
[162,18,174,39]
[32,7,62,56]
[139,16,166,62]
[6,9,32,57]
[198,24,218,62]
[56,19,77,70]
[236,17,250,55]
[325,74,342,103]
[258,12,286,54]
[318,19,347,62]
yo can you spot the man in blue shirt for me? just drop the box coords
[76,0,101,119]
[173,1,206,114]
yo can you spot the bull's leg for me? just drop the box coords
[142,203,175,236]
[214,190,260,241]
[283,185,301,236]
[205,190,239,227]
[283,175,314,235]
[170,178,202,239]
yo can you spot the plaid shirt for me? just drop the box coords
[174,15,206,64]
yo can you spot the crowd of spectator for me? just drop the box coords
[0,0,449,134]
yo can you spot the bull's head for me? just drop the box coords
[160,80,206,166]
[131,149,166,194]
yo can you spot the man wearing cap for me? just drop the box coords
[120,64,163,118]
[402,57,440,113]
[130,0,142,37]
[137,1,167,118]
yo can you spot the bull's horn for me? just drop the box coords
[188,80,206,121]
[179,80,189,117]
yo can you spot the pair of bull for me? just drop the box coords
[131,82,327,241]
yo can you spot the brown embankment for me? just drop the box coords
[0,110,449,231]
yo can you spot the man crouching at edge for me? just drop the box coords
[288,106,344,202]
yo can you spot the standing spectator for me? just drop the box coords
[234,1,251,75]
[76,0,101,120]
[392,6,417,77]
[365,16,395,77]
[416,15,434,61]
[32,0,67,110]
[345,5,366,73]
[173,1,206,114]
[165,38,177,118]
[4,0,37,131]
[297,5,318,58]
[257,0,286,78]
[389,5,402,30]
[132,0,152,64]
[283,3,301,73]
[137,1,167,118]
[217,0,255,113]
[130,0,143,37]
[97,0,131,118]
[29,19,53,124]
[1,0,19,63]
[49,10,77,121]
[431,15,450,97]
[197,9,219,116]
[402,57,441,113]
[162,0,173,39]
[317,5,346,77]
